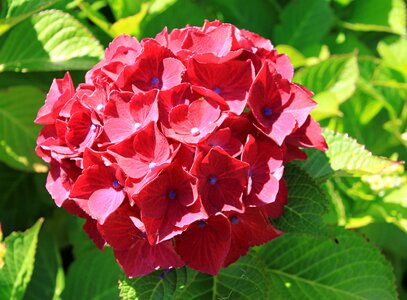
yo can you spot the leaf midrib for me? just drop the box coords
[269,268,368,300]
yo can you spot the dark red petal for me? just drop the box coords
[175,214,231,275]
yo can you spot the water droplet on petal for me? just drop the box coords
[134,122,141,130]
[190,127,200,136]
[149,162,157,170]
[96,104,104,111]
[90,124,97,131]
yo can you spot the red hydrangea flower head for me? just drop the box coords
[35,20,327,277]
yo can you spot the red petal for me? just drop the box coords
[175,214,231,275]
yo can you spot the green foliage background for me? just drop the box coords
[0,0,406,299]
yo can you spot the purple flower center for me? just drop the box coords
[168,190,177,200]
[112,179,121,189]
[262,107,273,117]
[197,220,206,229]
[230,215,239,224]
[213,87,221,94]
[151,77,160,87]
[208,175,217,185]
[248,168,253,177]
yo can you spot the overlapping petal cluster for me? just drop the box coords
[35,20,327,277]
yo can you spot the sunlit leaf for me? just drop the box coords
[0,219,43,300]
[294,55,359,120]
[0,9,104,72]
[0,86,47,172]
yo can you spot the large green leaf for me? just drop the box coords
[259,229,397,300]
[140,0,216,38]
[323,129,400,176]
[340,0,406,35]
[120,251,269,300]
[23,228,64,300]
[107,0,143,20]
[0,162,52,235]
[120,229,397,300]
[273,165,329,235]
[0,86,47,172]
[294,55,359,120]
[0,0,59,36]
[210,0,278,37]
[273,0,334,49]
[0,9,104,72]
[0,219,43,300]
[377,37,407,76]
[62,248,122,300]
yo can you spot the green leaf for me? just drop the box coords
[377,37,407,76]
[107,0,142,20]
[0,163,52,235]
[259,229,397,300]
[210,0,278,37]
[325,32,372,56]
[323,129,400,176]
[275,45,306,68]
[0,0,58,36]
[140,0,216,38]
[0,9,104,72]
[120,251,269,300]
[23,228,64,300]
[273,164,329,235]
[0,86,47,172]
[340,0,406,35]
[62,247,122,300]
[110,2,149,38]
[0,219,43,300]
[294,55,359,120]
[120,229,397,300]
[273,0,334,49]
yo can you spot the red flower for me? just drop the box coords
[242,135,284,207]
[199,128,243,157]
[104,90,159,142]
[164,99,226,144]
[117,39,185,92]
[248,61,316,145]
[191,148,249,215]
[70,163,126,224]
[188,59,254,114]
[35,72,75,125]
[223,208,282,267]
[175,214,231,275]
[136,163,206,244]
[99,204,184,278]
[35,20,328,278]
[108,122,173,179]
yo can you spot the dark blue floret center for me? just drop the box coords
[197,220,206,229]
[230,215,239,224]
[213,87,221,94]
[112,179,121,189]
[208,175,217,185]
[262,107,273,117]
[151,77,160,87]
[168,190,177,200]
